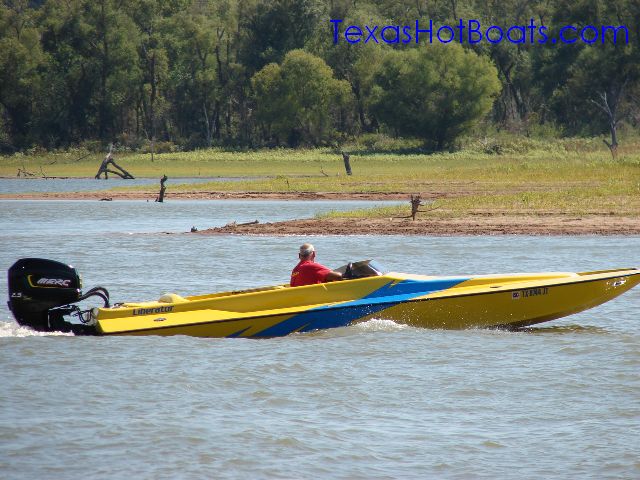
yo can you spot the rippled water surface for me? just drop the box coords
[1,198,639,479]
[0,177,244,194]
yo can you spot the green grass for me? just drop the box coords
[2,136,639,216]
[315,205,407,219]
[317,185,640,219]
[2,148,355,178]
[3,138,639,180]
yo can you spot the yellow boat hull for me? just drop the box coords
[367,271,640,330]
[94,268,640,337]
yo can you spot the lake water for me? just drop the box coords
[1,198,639,479]
[0,177,254,194]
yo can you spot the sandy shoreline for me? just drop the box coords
[3,191,639,235]
[195,215,640,236]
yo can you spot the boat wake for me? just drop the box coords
[352,318,408,333]
[293,318,408,339]
[0,320,73,338]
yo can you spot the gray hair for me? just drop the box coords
[299,243,315,257]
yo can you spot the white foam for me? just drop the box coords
[0,320,74,337]
[352,318,408,332]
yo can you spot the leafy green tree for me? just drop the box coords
[162,1,243,147]
[39,0,97,144]
[311,1,386,133]
[39,0,140,143]
[82,0,140,140]
[163,9,217,145]
[369,43,501,149]
[3,0,640,152]
[557,44,637,156]
[251,63,283,141]
[125,0,177,151]
[542,0,639,154]
[239,0,322,74]
[375,0,459,25]
[465,0,554,131]
[252,49,353,146]
[0,1,46,148]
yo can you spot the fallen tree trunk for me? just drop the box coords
[222,220,259,228]
[95,145,135,179]
[17,168,36,177]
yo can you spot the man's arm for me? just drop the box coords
[324,270,343,282]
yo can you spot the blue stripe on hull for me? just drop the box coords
[252,277,469,338]
[252,302,394,337]
[227,326,251,338]
[363,278,469,299]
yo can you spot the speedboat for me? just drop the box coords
[7,258,640,337]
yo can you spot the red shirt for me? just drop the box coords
[290,260,332,287]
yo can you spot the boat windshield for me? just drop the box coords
[335,259,387,278]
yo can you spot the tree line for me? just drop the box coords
[1,0,638,153]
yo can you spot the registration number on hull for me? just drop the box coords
[512,287,549,300]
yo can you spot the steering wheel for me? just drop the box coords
[343,262,354,280]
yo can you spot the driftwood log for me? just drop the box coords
[156,175,168,202]
[223,220,259,228]
[95,145,135,179]
[17,168,36,177]
[410,194,423,220]
[392,195,440,220]
[17,158,37,177]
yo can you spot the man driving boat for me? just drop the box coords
[290,243,343,287]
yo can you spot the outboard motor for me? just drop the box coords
[7,258,107,333]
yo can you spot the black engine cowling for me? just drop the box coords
[8,258,82,332]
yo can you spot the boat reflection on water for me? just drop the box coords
[516,324,612,334]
